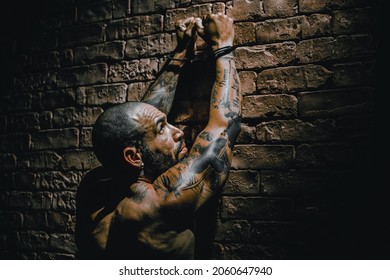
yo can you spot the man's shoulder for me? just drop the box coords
[79,166,112,188]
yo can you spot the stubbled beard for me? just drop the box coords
[142,146,177,180]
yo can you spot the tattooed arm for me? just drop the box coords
[153,13,241,211]
[141,17,199,115]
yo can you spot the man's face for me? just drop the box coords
[133,103,188,177]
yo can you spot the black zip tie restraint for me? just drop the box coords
[165,46,237,64]
[213,45,236,59]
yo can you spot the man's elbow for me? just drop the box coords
[226,114,242,143]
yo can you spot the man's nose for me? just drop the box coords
[170,124,184,141]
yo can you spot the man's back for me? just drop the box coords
[76,167,195,259]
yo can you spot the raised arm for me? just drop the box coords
[153,13,241,211]
[141,17,198,115]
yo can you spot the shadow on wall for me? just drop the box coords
[173,57,217,259]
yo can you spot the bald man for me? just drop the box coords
[76,13,241,259]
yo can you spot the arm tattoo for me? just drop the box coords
[154,56,241,210]
[154,131,231,203]
[141,71,179,114]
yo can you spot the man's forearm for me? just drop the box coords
[208,55,242,127]
[141,50,187,115]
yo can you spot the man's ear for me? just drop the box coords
[123,146,142,168]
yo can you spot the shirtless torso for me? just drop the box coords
[76,13,241,260]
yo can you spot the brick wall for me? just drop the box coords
[0,0,383,259]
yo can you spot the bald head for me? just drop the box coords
[92,102,147,171]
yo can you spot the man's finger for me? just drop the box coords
[195,17,204,37]
[182,16,195,27]
[195,17,204,29]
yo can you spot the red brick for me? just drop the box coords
[41,89,76,109]
[256,119,335,142]
[263,0,298,17]
[60,23,105,47]
[215,220,251,242]
[33,171,82,191]
[80,127,93,148]
[221,196,293,220]
[256,16,305,44]
[261,170,337,196]
[125,33,175,59]
[53,107,103,127]
[50,233,76,254]
[238,71,257,95]
[76,84,127,105]
[236,123,256,144]
[302,14,332,38]
[47,212,73,231]
[234,22,256,45]
[74,41,125,65]
[226,0,264,21]
[106,15,163,40]
[31,128,79,150]
[298,88,373,117]
[300,0,369,13]
[60,150,100,170]
[296,37,335,64]
[108,58,158,83]
[52,192,76,211]
[223,170,260,195]
[242,95,297,119]
[257,65,331,94]
[235,43,296,70]
[17,152,61,170]
[19,231,50,251]
[232,145,294,169]
[57,63,108,87]
[106,17,138,40]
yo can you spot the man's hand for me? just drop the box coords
[197,13,234,51]
[175,17,200,54]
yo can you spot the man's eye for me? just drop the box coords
[159,125,165,134]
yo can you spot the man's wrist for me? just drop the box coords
[213,46,236,59]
